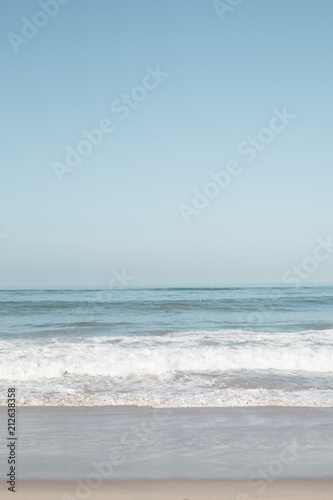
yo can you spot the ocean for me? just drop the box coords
[0,285,333,407]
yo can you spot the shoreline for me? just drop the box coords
[1,479,333,499]
[3,402,333,405]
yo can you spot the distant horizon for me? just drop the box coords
[1,282,333,290]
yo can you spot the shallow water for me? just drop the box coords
[0,407,332,480]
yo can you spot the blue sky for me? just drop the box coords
[1,0,333,287]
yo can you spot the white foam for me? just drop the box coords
[1,340,333,381]
[5,387,333,408]
[1,330,332,406]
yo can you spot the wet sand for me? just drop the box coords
[1,479,333,499]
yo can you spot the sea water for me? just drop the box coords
[0,286,332,407]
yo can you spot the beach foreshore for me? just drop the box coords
[0,406,332,497]
[1,479,333,499]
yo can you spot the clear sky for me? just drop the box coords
[1,0,333,287]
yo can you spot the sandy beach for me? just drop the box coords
[0,479,332,499]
